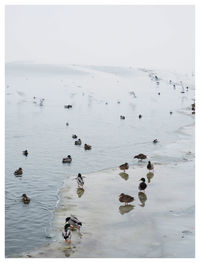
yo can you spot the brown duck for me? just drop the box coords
[21,194,30,204]
[14,168,23,176]
[134,153,147,161]
[119,193,134,205]
[119,162,129,172]
[147,161,154,171]
[84,144,92,150]
[23,150,28,156]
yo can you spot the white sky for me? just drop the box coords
[5,5,195,72]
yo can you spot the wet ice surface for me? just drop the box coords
[5,63,195,257]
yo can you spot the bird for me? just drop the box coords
[138,114,142,119]
[72,134,77,139]
[65,215,82,230]
[64,105,72,109]
[170,111,173,115]
[119,163,129,172]
[75,139,82,145]
[120,115,125,120]
[21,194,30,204]
[153,139,158,144]
[66,122,69,126]
[23,150,28,156]
[76,173,84,188]
[134,153,147,161]
[119,193,134,205]
[14,168,23,176]
[62,155,72,163]
[84,144,92,150]
[147,161,154,171]
[62,223,72,244]
[139,178,147,191]
[158,92,160,95]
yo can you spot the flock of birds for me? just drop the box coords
[12,71,194,246]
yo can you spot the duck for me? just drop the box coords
[119,162,129,172]
[76,173,84,188]
[72,134,77,139]
[66,122,69,126]
[158,92,160,95]
[120,115,125,120]
[23,150,28,156]
[64,104,72,109]
[138,178,147,191]
[65,215,82,230]
[14,167,23,176]
[119,193,134,205]
[170,111,173,115]
[84,144,92,150]
[134,153,147,161]
[147,161,154,171]
[21,194,30,204]
[153,139,158,144]
[62,155,72,163]
[75,139,82,145]
[62,223,72,244]
[138,114,142,119]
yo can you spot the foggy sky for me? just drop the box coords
[5,5,195,72]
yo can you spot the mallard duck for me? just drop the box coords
[139,178,147,191]
[23,150,28,156]
[134,153,147,161]
[21,194,30,204]
[84,144,92,150]
[62,223,72,244]
[119,193,134,205]
[62,155,72,163]
[120,115,125,120]
[119,162,129,172]
[138,114,142,119]
[153,139,158,144]
[76,173,84,188]
[64,105,72,109]
[147,161,154,171]
[65,215,82,230]
[147,172,154,183]
[14,167,23,176]
[75,139,82,145]
[72,134,77,139]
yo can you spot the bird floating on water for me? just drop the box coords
[120,115,125,120]
[147,161,154,171]
[153,139,158,144]
[138,178,147,191]
[75,139,82,145]
[64,105,72,109]
[138,114,142,119]
[119,193,134,205]
[23,150,28,156]
[14,168,23,176]
[72,134,77,139]
[21,194,30,204]
[62,155,72,163]
[84,144,92,150]
[134,153,147,161]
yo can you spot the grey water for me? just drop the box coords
[5,63,195,256]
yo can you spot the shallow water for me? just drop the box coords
[5,63,195,256]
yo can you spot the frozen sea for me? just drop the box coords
[5,63,195,257]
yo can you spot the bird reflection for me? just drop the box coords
[76,188,85,198]
[146,172,154,183]
[119,205,134,215]
[138,192,147,207]
[119,172,129,181]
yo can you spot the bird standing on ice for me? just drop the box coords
[62,223,72,244]
[76,173,84,188]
